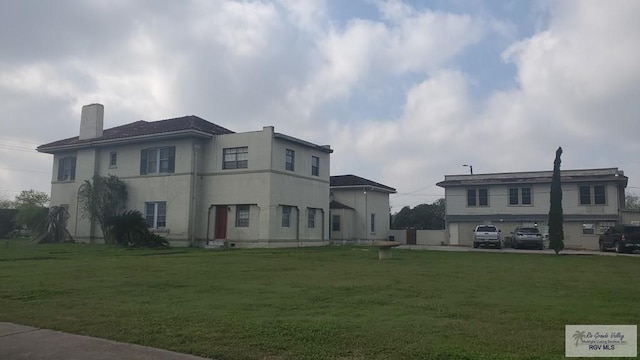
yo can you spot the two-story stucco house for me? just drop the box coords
[37,104,333,248]
[437,168,630,250]
[329,175,396,243]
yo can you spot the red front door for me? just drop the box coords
[215,206,228,240]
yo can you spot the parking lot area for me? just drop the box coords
[398,245,640,257]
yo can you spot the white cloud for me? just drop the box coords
[286,2,487,121]
[1,0,640,211]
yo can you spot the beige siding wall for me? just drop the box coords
[329,209,355,242]
[330,188,391,242]
[446,182,621,216]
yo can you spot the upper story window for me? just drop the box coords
[57,156,76,181]
[282,206,292,227]
[236,205,250,227]
[140,146,175,175]
[509,187,532,206]
[580,185,606,205]
[285,149,295,171]
[467,188,488,207]
[311,156,319,176]
[223,147,248,169]
[109,152,117,168]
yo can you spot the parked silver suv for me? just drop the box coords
[512,226,544,250]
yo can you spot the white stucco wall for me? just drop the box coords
[47,125,331,248]
[330,188,391,242]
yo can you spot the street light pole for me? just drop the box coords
[364,188,368,242]
[463,164,473,175]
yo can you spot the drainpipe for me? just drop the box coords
[319,208,325,245]
[295,206,300,247]
[189,144,200,246]
[205,204,214,244]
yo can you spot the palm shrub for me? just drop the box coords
[36,206,74,243]
[106,210,169,248]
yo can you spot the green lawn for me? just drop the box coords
[1,240,638,359]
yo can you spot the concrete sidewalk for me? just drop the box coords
[0,322,210,360]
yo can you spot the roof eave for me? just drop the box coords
[274,133,333,154]
[37,129,214,154]
[330,184,397,194]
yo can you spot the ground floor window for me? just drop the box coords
[145,202,166,228]
[308,208,316,228]
[370,213,376,233]
[332,215,341,231]
[236,205,250,227]
[282,206,291,227]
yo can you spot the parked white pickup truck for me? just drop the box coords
[473,225,501,249]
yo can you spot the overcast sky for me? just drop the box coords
[1,0,639,211]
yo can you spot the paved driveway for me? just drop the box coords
[0,323,210,360]
[398,245,640,257]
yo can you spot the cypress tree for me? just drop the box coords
[548,147,564,254]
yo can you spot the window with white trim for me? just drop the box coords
[467,188,488,207]
[308,209,316,228]
[282,206,292,227]
[57,156,76,181]
[311,156,319,176]
[109,152,117,168]
[509,187,532,206]
[223,147,248,169]
[285,149,295,171]
[145,202,166,229]
[236,205,250,227]
[332,215,341,231]
[140,147,175,174]
[579,185,606,205]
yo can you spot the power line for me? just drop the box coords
[0,137,41,145]
[0,167,49,174]
[0,144,38,152]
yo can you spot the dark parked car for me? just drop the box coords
[512,226,544,250]
[599,225,640,253]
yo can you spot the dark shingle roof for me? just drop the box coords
[330,200,355,210]
[330,175,396,193]
[38,115,234,152]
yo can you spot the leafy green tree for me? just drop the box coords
[15,190,50,207]
[0,194,15,209]
[78,174,128,244]
[625,192,640,210]
[0,208,18,237]
[548,147,564,254]
[392,199,445,230]
[13,190,50,234]
[14,204,48,234]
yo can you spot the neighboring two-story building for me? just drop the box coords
[437,168,631,250]
[329,175,396,244]
[37,104,333,248]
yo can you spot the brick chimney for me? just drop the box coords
[79,103,104,140]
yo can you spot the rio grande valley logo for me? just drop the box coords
[566,325,636,357]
